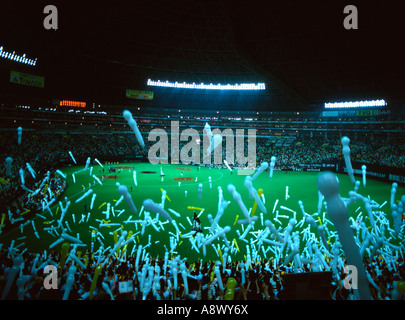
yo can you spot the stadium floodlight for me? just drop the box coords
[0,46,37,66]
[324,99,386,108]
[147,79,266,91]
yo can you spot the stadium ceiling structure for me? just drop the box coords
[0,1,404,111]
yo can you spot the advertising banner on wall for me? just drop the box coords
[321,109,391,118]
[126,89,153,100]
[340,160,405,184]
[10,70,45,88]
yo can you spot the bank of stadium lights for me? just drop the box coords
[0,46,37,66]
[324,99,386,108]
[147,79,266,91]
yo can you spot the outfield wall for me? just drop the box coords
[292,160,405,184]
[341,160,405,184]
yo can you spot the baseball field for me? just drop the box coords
[1,162,403,263]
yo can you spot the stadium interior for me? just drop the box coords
[0,1,404,303]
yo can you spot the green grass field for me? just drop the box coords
[1,162,404,263]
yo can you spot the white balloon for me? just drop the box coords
[341,136,355,184]
[317,171,371,300]
[118,185,137,214]
[143,199,172,222]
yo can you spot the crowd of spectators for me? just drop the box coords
[0,243,403,300]
[168,133,405,169]
[255,136,405,168]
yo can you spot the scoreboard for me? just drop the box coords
[58,100,86,108]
